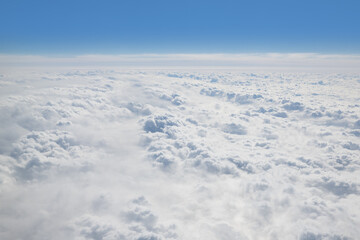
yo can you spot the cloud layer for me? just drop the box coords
[1,53,360,72]
[0,66,359,239]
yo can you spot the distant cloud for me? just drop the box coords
[1,53,360,72]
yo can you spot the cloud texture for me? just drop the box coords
[0,65,359,239]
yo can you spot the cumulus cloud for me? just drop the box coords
[0,64,359,239]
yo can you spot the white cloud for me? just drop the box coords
[0,65,359,239]
[1,53,360,72]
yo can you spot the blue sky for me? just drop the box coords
[1,0,359,54]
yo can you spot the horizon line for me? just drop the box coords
[1,53,360,72]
